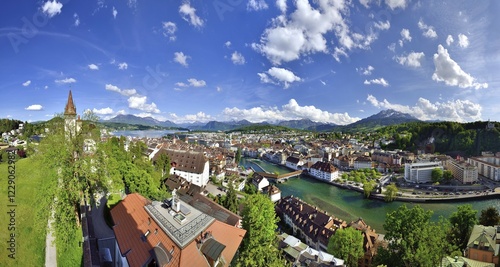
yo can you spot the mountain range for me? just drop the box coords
[101,109,421,132]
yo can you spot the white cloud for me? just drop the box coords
[458,33,469,48]
[187,78,206,87]
[253,0,379,65]
[93,107,114,115]
[162,21,177,41]
[175,82,188,87]
[395,51,425,67]
[374,20,390,30]
[25,104,43,111]
[222,99,360,124]
[418,19,438,39]
[174,52,189,67]
[367,94,482,122]
[55,77,76,84]
[128,95,160,113]
[385,0,407,10]
[168,111,213,123]
[22,80,31,87]
[42,0,63,18]
[179,3,204,27]
[112,6,118,18]
[258,67,301,88]
[276,0,287,13]
[359,65,374,75]
[248,0,269,11]
[44,85,48,89]
[399,28,411,46]
[118,62,128,70]
[432,45,488,89]
[73,13,80,26]
[224,41,231,48]
[88,64,99,70]
[105,84,137,96]
[446,35,454,46]
[359,0,373,8]
[387,43,396,52]
[231,51,246,65]
[364,78,389,87]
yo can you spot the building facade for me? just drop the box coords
[468,156,500,182]
[153,149,210,187]
[309,161,339,182]
[404,161,443,183]
[446,158,478,184]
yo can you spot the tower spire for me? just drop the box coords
[64,90,77,116]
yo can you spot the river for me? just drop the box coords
[108,130,187,138]
[240,158,500,234]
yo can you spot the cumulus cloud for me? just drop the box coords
[418,19,438,39]
[224,41,231,48]
[93,107,114,115]
[128,96,160,113]
[179,2,204,27]
[359,0,373,8]
[169,111,213,124]
[113,6,118,18]
[25,104,43,111]
[105,84,137,96]
[446,35,454,46]
[174,52,189,67]
[73,13,80,26]
[248,0,269,11]
[458,33,469,48]
[42,0,63,18]
[374,20,390,30]
[399,28,411,47]
[222,99,360,124]
[366,94,482,122]
[359,65,374,75]
[118,62,128,70]
[231,51,246,65]
[162,21,177,41]
[252,0,382,65]
[385,0,407,10]
[88,64,99,70]
[276,0,287,13]
[22,80,31,86]
[432,45,488,89]
[395,51,425,67]
[187,78,206,87]
[55,77,76,84]
[364,78,389,87]
[258,67,301,88]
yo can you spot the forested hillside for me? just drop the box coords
[377,121,500,156]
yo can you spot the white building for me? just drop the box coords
[309,161,339,182]
[404,161,443,183]
[153,149,210,187]
[446,159,478,184]
[286,156,304,170]
[468,156,500,182]
[354,156,373,170]
[252,175,269,192]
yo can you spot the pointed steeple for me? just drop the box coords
[64,90,77,116]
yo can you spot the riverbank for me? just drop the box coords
[252,157,500,204]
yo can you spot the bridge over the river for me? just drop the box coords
[256,170,303,183]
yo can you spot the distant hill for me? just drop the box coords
[105,114,177,128]
[277,119,332,130]
[189,120,254,131]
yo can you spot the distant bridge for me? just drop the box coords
[256,170,303,182]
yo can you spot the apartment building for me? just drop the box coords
[446,158,478,184]
[468,156,500,182]
[404,161,443,183]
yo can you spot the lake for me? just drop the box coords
[108,130,187,138]
[240,158,500,233]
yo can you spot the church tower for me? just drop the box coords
[64,90,80,139]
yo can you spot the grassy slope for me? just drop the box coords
[0,158,47,267]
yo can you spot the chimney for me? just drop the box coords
[299,204,303,211]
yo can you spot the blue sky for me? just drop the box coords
[1,0,499,125]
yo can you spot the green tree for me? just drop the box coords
[431,168,443,183]
[479,206,500,227]
[327,227,364,267]
[379,205,453,267]
[443,170,453,183]
[449,204,478,250]
[236,194,286,267]
[235,148,242,164]
[363,180,376,198]
[224,183,239,214]
[383,184,398,202]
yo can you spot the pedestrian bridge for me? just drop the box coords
[256,170,303,182]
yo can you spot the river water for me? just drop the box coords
[240,158,500,234]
